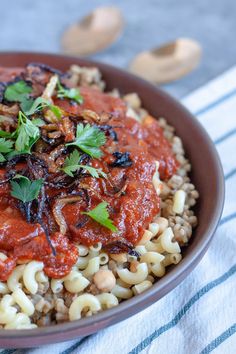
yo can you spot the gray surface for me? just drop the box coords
[1,0,235,98]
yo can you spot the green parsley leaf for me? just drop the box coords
[63,163,106,178]
[23,97,50,116]
[5,150,22,160]
[23,96,62,119]
[0,153,5,162]
[78,165,107,179]
[20,97,34,113]
[66,123,106,158]
[3,81,46,116]
[0,130,13,138]
[0,138,14,153]
[62,149,107,178]
[0,138,14,162]
[82,201,118,232]
[0,111,43,157]
[31,118,45,127]
[62,149,81,177]
[15,111,40,152]
[63,149,81,168]
[49,105,62,119]
[10,175,43,203]
[4,81,32,102]
[57,81,83,104]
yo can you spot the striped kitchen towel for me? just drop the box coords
[3,65,236,354]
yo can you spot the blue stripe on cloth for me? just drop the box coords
[225,168,236,180]
[213,127,236,145]
[193,87,236,116]
[200,323,236,354]
[128,265,236,354]
[220,212,236,226]
[60,336,90,354]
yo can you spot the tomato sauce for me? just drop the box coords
[0,66,178,279]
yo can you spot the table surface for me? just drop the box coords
[1,0,235,99]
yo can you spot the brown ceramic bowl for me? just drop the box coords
[0,52,224,348]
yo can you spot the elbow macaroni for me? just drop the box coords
[0,282,9,295]
[132,280,153,295]
[51,279,63,294]
[83,257,100,278]
[12,288,34,316]
[69,294,101,321]
[23,261,44,295]
[64,270,90,293]
[96,293,118,309]
[137,230,153,245]
[0,253,7,261]
[111,284,133,299]
[152,161,163,195]
[7,264,25,292]
[173,190,186,214]
[35,271,48,283]
[140,252,165,266]
[143,240,164,253]
[0,295,17,324]
[5,313,37,329]
[159,227,181,254]
[117,263,148,285]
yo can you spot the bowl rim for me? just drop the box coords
[0,51,225,341]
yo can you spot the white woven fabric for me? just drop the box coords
[2,66,236,354]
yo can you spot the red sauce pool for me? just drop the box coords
[0,67,178,279]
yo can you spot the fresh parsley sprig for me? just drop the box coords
[49,104,63,119]
[4,80,62,119]
[62,149,107,178]
[23,97,50,116]
[10,174,43,224]
[15,111,40,153]
[4,80,32,104]
[0,112,44,160]
[4,80,34,113]
[57,81,83,104]
[24,97,63,119]
[31,118,45,127]
[10,175,43,203]
[82,201,118,232]
[66,123,106,158]
[0,138,14,162]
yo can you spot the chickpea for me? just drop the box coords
[93,269,116,292]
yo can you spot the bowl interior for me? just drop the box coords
[0,52,225,347]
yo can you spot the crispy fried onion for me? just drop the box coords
[34,144,67,173]
[79,110,112,124]
[52,194,84,235]
[103,240,140,258]
[41,74,58,102]
[0,103,19,116]
[59,117,75,142]
[0,114,16,131]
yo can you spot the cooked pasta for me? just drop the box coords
[0,63,198,329]
[69,294,101,321]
